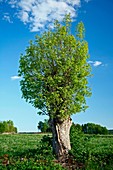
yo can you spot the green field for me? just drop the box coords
[70,129,113,170]
[0,134,43,156]
[0,134,113,169]
[0,134,64,170]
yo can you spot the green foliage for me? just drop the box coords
[0,120,17,133]
[18,14,91,120]
[70,124,113,169]
[0,123,5,133]
[70,123,89,164]
[38,119,51,132]
[85,136,113,169]
[70,122,108,135]
[0,134,64,170]
[76,22,85,40]
[1,133,113,169]
[108,129,113,134]
[82,123,108,135]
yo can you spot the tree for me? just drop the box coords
[38,121,44,132]
[7,120,14,132]
[38,119,51,132]
[18,14,91,158]
[2,121,9,132]
[0,120,18,133]
[82,123,108,135]
[0,122,5,133]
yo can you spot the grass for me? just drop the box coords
[85,136,113,169]
[70,126,113,170]
[0,134,64,170]
[0,134,43,156]
[0,133,113,169]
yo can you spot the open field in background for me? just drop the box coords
[0,134,44,156]
[0,134,113,169]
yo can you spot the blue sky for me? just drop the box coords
[0,0,113,132]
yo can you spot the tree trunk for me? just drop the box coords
[50,117,72,159]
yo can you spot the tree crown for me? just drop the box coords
[19,14,91,120]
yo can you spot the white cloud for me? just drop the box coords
[3,13,13,23]
[88,61,94,64]
[11,76,21,80]
[93,61,102,67]
[88,60,103,67]
[20,11,29,23]
[8,0,17,8]
[8,0,81,32]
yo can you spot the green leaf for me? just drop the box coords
[18,14,92,120]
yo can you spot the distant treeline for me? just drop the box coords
[73,123,108,135]
[0,120,17,133]
[38,119,109,135]
[109,130,113,135]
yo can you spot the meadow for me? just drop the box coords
[0,132,113,169]
[70,126,113,170]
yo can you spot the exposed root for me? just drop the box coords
[55,154,84,170]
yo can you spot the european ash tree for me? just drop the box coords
[18,15,91,158]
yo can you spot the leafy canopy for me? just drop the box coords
[18,14,91,120]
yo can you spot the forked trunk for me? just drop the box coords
[50,117,72,159]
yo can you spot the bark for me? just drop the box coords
[50,117,72,159]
